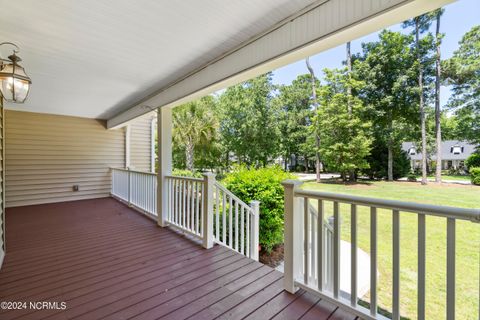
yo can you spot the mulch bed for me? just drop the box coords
[259,244,284,268]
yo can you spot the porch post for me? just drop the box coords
[282,179,303,293]
[157,107,172,227]
[202,172,215,249]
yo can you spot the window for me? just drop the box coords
[452,145,462,154]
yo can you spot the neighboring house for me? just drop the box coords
[402,140,477,171]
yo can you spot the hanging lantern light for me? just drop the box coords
[0,42,32,103]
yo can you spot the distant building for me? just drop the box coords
[402,140,477,171]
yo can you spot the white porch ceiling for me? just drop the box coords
[0,0,453,126]
[0,0,318,119]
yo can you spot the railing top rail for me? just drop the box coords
[295,189,480,223]
[214,181,255,214]
[165,175,204,182]
[111,167,156,176]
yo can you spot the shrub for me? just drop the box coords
[222,166,295,253]
[470,167,480,185]
[363,143,410,180]
[407,172,417,182]
[466,153,480,171]
[172,168,203,178]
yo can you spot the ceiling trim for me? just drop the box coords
[107,0,454,129]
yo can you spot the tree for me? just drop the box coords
[434,9,444,183]
[314,68,372,181]
[403,14,437,185]
[443,25,480,144]
[275,74,316,172]
[172,96,218,171]
[218,73,280,167]
[355,30,419,181]
[305,58,322,182]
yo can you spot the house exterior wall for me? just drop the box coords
[5,110,125,207]
[129,112,155,172]
[0,102,5,264]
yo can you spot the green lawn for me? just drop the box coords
[302,180,480,320]
[414,174,472,182]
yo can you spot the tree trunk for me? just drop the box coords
[388,143,394,181]
[284,154,288,171]
[416,18,428,185]
[388,119,394,181]
[306,57,321,183]
[185,141,194,172]
[435,12,442,183]
[346,42,356,182]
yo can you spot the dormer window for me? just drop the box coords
[408,147,416,155]
[451,145,462,154]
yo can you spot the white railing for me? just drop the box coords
[111,168,260,261]
[307,201,334,292]
[213,182,260,260]
[111,168,157,219]
[282,180,480,320]
[164,175,204,240]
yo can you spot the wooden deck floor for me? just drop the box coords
[0,198,358,320]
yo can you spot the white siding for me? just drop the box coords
[5,110,125,207]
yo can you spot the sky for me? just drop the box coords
[270,0,480,107]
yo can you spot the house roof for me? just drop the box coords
[402,140,477,161]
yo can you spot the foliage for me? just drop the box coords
[314,68,373,180]
[172,96,219,171]
[275,74,317,170]
[407,172,417,182]
[222,166,294,252]
[218,73,280,167]
[443,25,480,144]
[172,169,203,178]
[465,153,480,170]
[363,142,411,180]
[354,30,420,180]
[470,167,480,185]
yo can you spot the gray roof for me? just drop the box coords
[402,140,477,161]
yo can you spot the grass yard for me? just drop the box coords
[302,180,480,320]
[414,174,472,182]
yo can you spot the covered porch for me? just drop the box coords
[0,198,355,320]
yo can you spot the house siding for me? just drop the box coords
[129,112,155,172]
[0,101,5,263]
[5,110,125,207]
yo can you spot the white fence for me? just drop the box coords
[213,182,260,260]
[111,168,260,260]
[282,180,480,320]
[112,168,157,219]
[164,175,204,240]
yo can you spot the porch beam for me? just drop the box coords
[107,0,454,129]
[157,107,172,227]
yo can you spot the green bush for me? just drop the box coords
[407,172,417,182]
[363,143,411,180]
[470,167,480,185]
[222,166,295,253]
[466,153,480,171]
[172,169,203,178]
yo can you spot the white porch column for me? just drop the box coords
[282,179,303,293]
[157,107,172,227]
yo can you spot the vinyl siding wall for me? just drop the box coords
[129,112,155,172]
[5,110,125,207]
[0,103,5,263]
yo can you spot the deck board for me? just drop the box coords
[0,198,359,320]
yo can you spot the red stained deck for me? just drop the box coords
[0,198,358,320]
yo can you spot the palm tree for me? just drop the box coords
[173,96,218,171]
